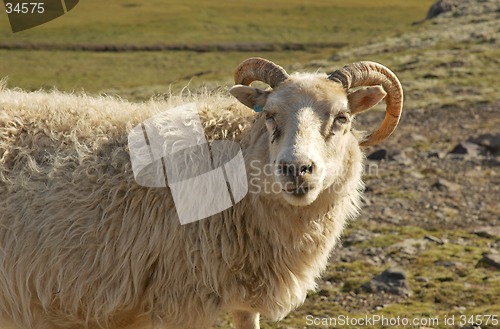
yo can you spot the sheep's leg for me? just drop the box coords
[232,310,259,329]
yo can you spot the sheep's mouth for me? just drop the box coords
[282,186,311,196]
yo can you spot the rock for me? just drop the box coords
[468,133,500,154]
[410,133,428,143]
[431,178,462,192]
[392,151,412,165]
[428,151,445,159]
[435,260,464,267]
[415,276,429,283]
[367,149,388,161]
[410,171,425,179]
[362,247,384,257]
[361,268,412,297]
[390,238,429,255]
[425,0,467,19]
[344,229,375,245]
[477,254,500,269]
[473,226,500,239]
[367,149,411,164]
[381,207,394,218]
[424,235,445,245]
[449,142,485,157]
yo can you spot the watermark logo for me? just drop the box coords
[3,0,79,32]
[128,103,248,225]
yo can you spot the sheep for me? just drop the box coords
[0,57,403,329]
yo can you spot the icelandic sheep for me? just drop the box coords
[0,58,403,329]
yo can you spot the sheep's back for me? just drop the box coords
[0,88,253,327]
[0,88,253,185]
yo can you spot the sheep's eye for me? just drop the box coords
[264,115,280,143]
[271,127,281,144]
[334,114,348,124]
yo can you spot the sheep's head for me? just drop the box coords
[230,58,403,206]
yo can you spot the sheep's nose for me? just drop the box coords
[277,160,314,177]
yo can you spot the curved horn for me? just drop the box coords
[234,57,289,88]
[329,61,403,146]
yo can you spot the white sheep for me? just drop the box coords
[0,58,403,329]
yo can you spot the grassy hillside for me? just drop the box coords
[1,0,432,45]
[0,0,434,97]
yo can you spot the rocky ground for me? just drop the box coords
[216,0,500,328]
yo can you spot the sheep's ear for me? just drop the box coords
[348,85,387,114]
[230,85,269,110]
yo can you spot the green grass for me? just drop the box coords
[0,49,327,98]
[1,0,432,45]
[0,0,435,97]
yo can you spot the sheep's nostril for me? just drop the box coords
[299,164,314,175]
[278,161,314,176]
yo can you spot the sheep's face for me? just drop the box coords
[231,74,386,206]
